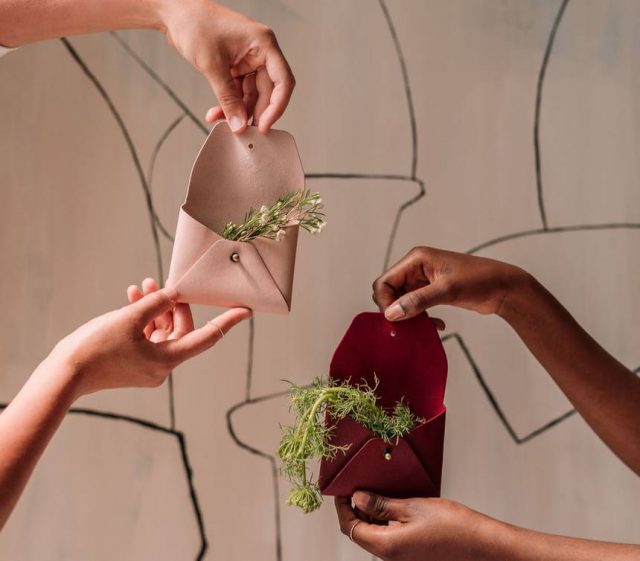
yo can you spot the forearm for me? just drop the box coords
[479,515,640,561]
[494,520,640,561]
[0,0,165,47]
[0,355,78,528]
[499,274,640,474]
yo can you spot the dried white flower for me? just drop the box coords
[222,188,326,243]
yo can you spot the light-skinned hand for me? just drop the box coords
[50,277,251,398]
[158,0,295,132]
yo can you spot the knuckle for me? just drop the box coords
[442,278,458,299]
[416,245,434,261]
[373,495,389,518]
[405,290,424,311]
[257,25,276,44]
[216,91,242,107]
[282,72,296,90]
[124,309,143,328]
[409,245,427,258]
[194,54,217,75]
[372,276,385,292]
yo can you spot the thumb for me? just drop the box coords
[205,66,247,133]
[352,491,411,523]
[384,282,449,322]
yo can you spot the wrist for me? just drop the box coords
[41,345,84,405]
[496,269,543,324]
[139,0,169,32]
[472,514,522,561]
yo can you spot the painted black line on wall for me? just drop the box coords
[534,0,570,230]
[0,403,208,560]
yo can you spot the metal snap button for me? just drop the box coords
[230,252,240,263]
[384,450,392,461]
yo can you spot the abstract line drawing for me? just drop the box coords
[39,0,638,558]
[0,403,207,561]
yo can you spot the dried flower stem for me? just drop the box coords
[277,377,423,514]
[222,188,326,242]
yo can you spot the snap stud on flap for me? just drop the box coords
[230,252,240,263]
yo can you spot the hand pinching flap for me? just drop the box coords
[166,121,306,314]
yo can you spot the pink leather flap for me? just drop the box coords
[183,122,305,233]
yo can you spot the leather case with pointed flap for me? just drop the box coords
[166,121,305,314]
[319,312,447,498]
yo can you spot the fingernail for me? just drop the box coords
[163,287,178,302]
[229,116,244,132]
[385,302,405,321]
[352,490,374,509]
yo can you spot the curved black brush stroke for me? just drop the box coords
[377,0,426,270]
[466,222,640,255]
[534,0,570,230]
[378,0,418,178]
[244,317,256,401]
[61,36,181,490]
[225,390,289,561]
[110,32,209,136]
[441,334,577,444]
[60,38,165,282]
[147,112,187,243]
[0,403,207,560]
[305,173,425,270]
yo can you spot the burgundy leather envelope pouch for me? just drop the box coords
[319,312,448,498]
[166,121,305,314]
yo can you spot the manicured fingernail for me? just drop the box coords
[385,303,405,321]
[229,116,244,132]
[205,108,215,122]
[163,287,178,302]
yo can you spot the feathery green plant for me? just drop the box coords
[277,377,423,514]
[222,188,325,242]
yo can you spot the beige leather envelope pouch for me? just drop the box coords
[166,121,305,314]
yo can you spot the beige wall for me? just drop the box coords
[0,1,639,560]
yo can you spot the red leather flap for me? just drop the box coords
[319,416,374,487]
[320,435,438,499]
[319,409,446,496]
[329,313,447,420]
[405,409,446,491]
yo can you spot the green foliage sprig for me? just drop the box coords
[277,377,423,514]
[222,188,325,242]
